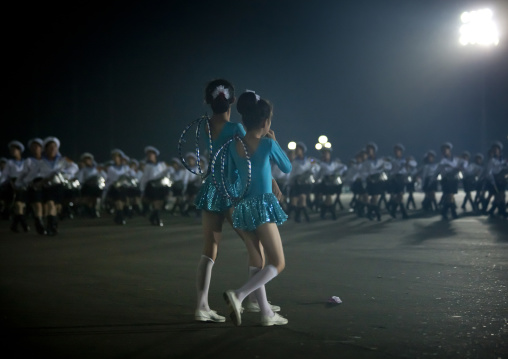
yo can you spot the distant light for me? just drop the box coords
[318,135,328,144]
[315,143,323,150]
[460,11,471,24]
[459,8,499,46]
[324,142,332,148]
[288,141,297,150]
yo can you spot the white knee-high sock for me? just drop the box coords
[196,255,214,311]
[248,266,274,317]
[247,266,260,303]
[235,265,278,305]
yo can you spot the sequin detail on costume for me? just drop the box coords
[232,193,287,231]
[195,178,234,212]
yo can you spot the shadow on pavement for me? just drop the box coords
[410,219,457,244]
[285,216,392,245]
[484,217,508,242]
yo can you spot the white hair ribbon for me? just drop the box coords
[212,85,230,100]
[245,89,260,102]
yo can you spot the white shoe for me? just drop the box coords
[223,290,242,326]
[260,312,288,326]
[194,309,225,323]
[243,301,281,313]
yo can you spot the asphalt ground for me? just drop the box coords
[0,193,507,359]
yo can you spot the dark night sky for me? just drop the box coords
[3,0,508,163]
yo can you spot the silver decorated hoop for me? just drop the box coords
[178,115,213,179]
[211,135,252,205]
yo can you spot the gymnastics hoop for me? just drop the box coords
[177,115,213,179]
[211,135,252,205]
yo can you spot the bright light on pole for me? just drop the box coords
[315,143,323,150]
[318,135,328,144]
[459,8,499,46]
[288,141,297,150]
[458,8,500,152]
[324,142,332,148]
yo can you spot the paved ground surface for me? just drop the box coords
[0,193,507,359]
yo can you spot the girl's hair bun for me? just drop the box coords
[236,91,273,131]
[236,91,258,116]
[205,79,235,114]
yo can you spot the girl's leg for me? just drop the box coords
[225,210,276,312]
[287,196,298,219]
[197,208,266,320]
[461,191,468,210]
[32,201,43,218]
[396,192,408,218]
[11,200,28,232]
[407,191,415,209]
[369,195,381,221]
[45,200,57,216]
[114,200,125,224]
[149,199,164,226]
[224,223,286,326]
[297,194,309,222]
[350,193,357,209]
[430,192,438,211]
[201,210,225,261]
[195,210,225,321]
[32,201,46,234]
[44,200,59,235]
[388,193,397,217]
[324,194,337,220]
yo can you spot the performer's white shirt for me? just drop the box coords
[105,164,130,190]
[140,161,169,192]
[1,158,29,188]
[37,156,79,180]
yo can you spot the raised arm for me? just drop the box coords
[269,138,292,174]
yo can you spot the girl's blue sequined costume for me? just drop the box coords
[230,137,292,231]
[194,122,246,212]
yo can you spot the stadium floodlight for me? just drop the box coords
[318,135,328,144]
[288,141,297,150]
[315,143,323,150]
[459,8,499,46]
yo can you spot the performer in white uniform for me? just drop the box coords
[1,140,30,232]
[315,147,347,220]
[181,152,203,217]
[140,146,171,226]
[363,142,392,221]
[129,158,144,215]
[387,144,414,219]
[77,152,106,218]
[37,137,78,235]
[485,141,507,218]
[168,157,187,215]
[288,142,313,222]
[459,151,476,212]
[345,150,368,217]
[405,155,418,210]
[21,138,46,233]
[471,153,487,212]
[104,149,132,225]
[437,142,463,220]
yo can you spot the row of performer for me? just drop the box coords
[1,136,507,235]
[0,137,206,234]
[273,140,507,221]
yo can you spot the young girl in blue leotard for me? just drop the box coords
[223,91,291,326]
[194,80,281,323]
